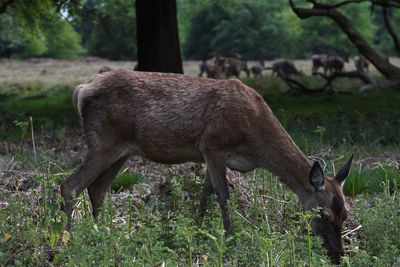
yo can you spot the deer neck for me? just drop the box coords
[259,118,314,207]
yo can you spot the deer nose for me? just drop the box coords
[328,248,344,265]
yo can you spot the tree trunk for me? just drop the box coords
[136,0,183,73]
[289,0,400,82]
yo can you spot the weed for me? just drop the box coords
[111,171,146,192]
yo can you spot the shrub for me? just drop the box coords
[111,171,145,192]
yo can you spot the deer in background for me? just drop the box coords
[311,54,329,74]
[224,54,250,78]
[271,59,303,77]
[198,55,226,79]
[312,54,346,74]
[325,54,346,74]
[250,60,265,77]
[61,70,353,264]
[354,55,369,73]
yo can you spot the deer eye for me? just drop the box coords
[321,210,330,220]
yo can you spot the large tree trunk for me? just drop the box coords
[289,0,400,82]
[136,0,183,73]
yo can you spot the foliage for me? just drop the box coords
[0,9,82,59]
[81,0,137,60]
[181,0,398,59]
[184,0,289,60]
[183,2,232,59]
[372,5,400,55]
[42,18,82,59]
[348,195,400,266]
[244,76,400,149]
[0,85,78,140]
[298,2,377,58]
[111,171,145,192]
[0,156,398,265]
[0,14,46,58]
[1,0,398,60]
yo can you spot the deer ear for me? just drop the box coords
[335,155,354,185]
[309,161,325,192]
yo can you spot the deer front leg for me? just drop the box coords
[202,152,232,235]
[199,169,214,217]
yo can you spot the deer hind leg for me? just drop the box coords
[202,151,232,234]
[88,155,129,218]
[60,146,127,229]
[198,169,214,217]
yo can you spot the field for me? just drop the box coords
[0,59,400,266]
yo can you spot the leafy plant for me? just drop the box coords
[111,171,145,192]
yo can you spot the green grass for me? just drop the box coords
[111,171,146,192]
[0,84,79,140]
[344,164,400,196]
[244,76,400,149]
[1,76,400,266]
[1,162,399,266]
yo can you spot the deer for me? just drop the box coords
[224,54,250,78]
[61,69,353,264]
[325,54,346,74]
[312,54,346,75]
[250,60,265,78]
[354,55,369,73]
[271,59,303,77]
[311,54,329,74]
[198,55,226,79]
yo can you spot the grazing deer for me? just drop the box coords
[250,60,265,77]
[354,55,369,73]
[98,66,112,74]
[325,54,346,74]
[272,59,303,77]
[61,70,352,264]
[311,54,329,74]
[225,54,250,78]
[198,55,225,79]
[312,54,346,74]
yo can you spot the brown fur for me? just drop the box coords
[61,70,351,263]
[312,54,345,74]
[225,56,250,78]
[198,56,225,78]
[251,60,264,77]
[272,59,302,77]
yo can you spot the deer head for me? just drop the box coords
[308,155,353,264]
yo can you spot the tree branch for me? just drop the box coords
[271,68,375,94]
[382,7,400,54]
[274,69,324,94]
[313,70,376,87]
[309,0,369,9]
[289,0,400,81]
[309,0,400,9]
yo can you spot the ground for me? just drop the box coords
[0,58,399,266]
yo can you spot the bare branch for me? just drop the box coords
[382,7,400,53]
[270,62,376,93]
[289,0,400,81]
[304,0,400,9]
[314,0,369,9]
[314,70,375,84]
